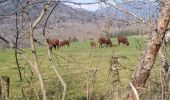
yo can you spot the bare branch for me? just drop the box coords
[47,47,67,100]
[32,2,50,28]
[43,0,60,36]
[0,0,101,19]
[129,82,139,100]
[0,35,14,48]
[24,74,40,100]
[104,2,149,25]
[0,0,7,4]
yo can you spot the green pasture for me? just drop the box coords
[0,35,162,99]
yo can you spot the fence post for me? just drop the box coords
[0,76,10,100]
[109,56,120,100]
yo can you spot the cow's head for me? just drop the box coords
[126,41,129,46]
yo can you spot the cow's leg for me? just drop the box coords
[57,45,59,49]
[102,44,104,48]
[105,44,108,48]
[99,43,101,48]
[48,45,53,52]
[54,45,56,50]
[67,43,70,47]
[101,44,103,48]
[110,43,112,47]
[50,47,52,52]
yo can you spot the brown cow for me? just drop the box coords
[90,41,96,48]
[98,37,112,48]
[47,38,60,51]
[117,36,129,46]
[59,39,70,47]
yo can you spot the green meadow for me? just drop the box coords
[0,36,162,99]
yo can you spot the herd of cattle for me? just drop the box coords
[47,36,129,51]
[47,38,70,51]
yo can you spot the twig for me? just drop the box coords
[129,82,139,100]
[24,74,40,100]
[43,0,60,36]
[47,47,67,100]
[0,1,101,19]
[32,2,50,28]
[104,2,149,26]
[160,68,164,100]
[21,54,34,70]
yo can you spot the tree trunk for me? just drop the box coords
[15,0,22,81]
[159,40,169,99]
[47,48,67,100]
[28,2,50,100]
[109,56,120,100]
[123,0,170,99]
[0,76,10,100]
[29,26,47,100]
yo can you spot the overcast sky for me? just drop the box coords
[63,0,156,11]
[63,0,104,11]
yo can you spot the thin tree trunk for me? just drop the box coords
[123,0,170,99]
[159,41,169,100]
[47,48,67,100]
[109,56,120,100]
[15,0,22,81]
[29,26,47,100]
[159,42,169,77]
[28,2,50,100]
[0,76,10,100]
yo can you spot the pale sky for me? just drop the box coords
[63,0,104,11]
[63,0,156,11]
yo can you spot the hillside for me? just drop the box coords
[0,1,153,47]
[96,1,159,20]
[0,1,104,47]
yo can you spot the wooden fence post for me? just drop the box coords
[0,76,10,100]
[108,56,120,100]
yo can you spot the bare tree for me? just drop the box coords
[28,2,51,100]
[14,0,22,81]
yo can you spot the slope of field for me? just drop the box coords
[0,36,162,99]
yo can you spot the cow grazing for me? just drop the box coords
[47,38,60,51]
[90,41,96,48]
[98,37,112,48]
[59,40,70,47]
[117,36,129,46]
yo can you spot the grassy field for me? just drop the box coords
[0,35,162,100]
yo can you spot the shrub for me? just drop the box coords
[71,36,79,42]
[114,31,139,37]
[102,31,114,38]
